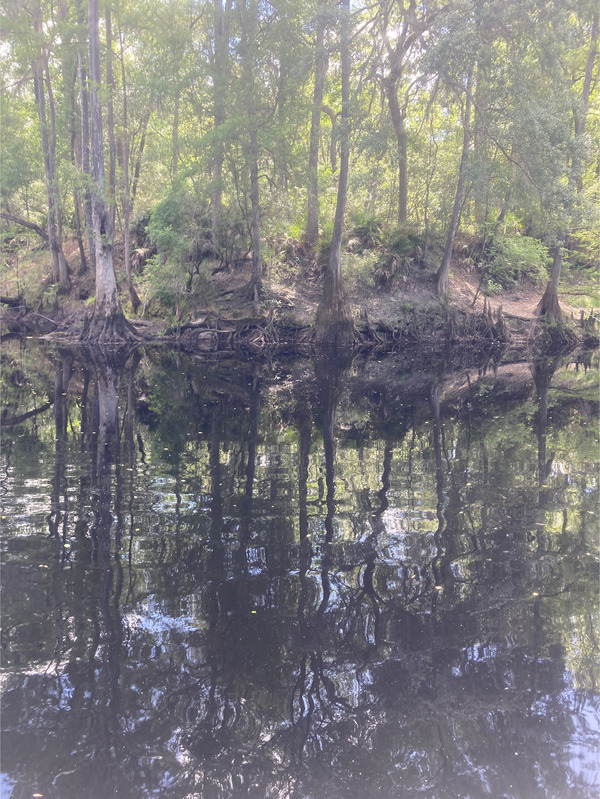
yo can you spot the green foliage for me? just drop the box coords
[348,213,384,250]
[146,183,207,264]
[141,181,214,315]
[139,254,186,311]
[0,0,597,317]
[342,249,379,284]
[317,222,334,270]
[382,227,422,257]
[482,235,550,291]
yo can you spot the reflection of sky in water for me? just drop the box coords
[124,602,196,636]
[0,776,17,799]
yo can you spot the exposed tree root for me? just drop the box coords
[535,286,562,321]
[80,309,144,343]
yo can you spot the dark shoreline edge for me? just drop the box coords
[1,302,597,364]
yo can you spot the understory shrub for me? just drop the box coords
[483,234,550,291]
[140,182,214,316]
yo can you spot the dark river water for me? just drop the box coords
[1,341,598,799]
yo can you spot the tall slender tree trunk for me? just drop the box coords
[306,7,328,247]
[81,0,138,342]
[105,6,117,233]
[210,0,233,244]
[572,12,598,194]
[118,15,141,311]
[76,0,96,273]
[535,243,563,320]
[43,61,71,290]
[58,0,87,274]
[385,73,408,226]
[537,12,598,320]
[239,0,262,311]
[171,91,180,181]
[248,129,262,310]
[31,5,70,292]
[131,113,149,206]
[436,69,473,298]
[315,0,353,348]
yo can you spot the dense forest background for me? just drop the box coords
[1,0,598,342]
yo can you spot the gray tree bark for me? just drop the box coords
[81,0,138,342]
[384,71,408,226]
[210,0,233,244]
[118,14,141,311]
[315,0,353,348]
[436,69,473,298]
[306,7,328,247]
[76,0,96,273]
[31,4,70,291]
[537,11,597,320]
[239,0,263,311]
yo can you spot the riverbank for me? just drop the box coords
[1,234,598,359]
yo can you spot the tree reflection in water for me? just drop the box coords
[0,344,598,798]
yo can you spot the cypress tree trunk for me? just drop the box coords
[248,128,263,311]
[118,16,141,312]
[58,0,87,275]
[31,6,70,292]
[385,73,408,227]
[76,0,96,273]
[105,6,117,233]
[210,0,233,244]
[171,91,180,181]
[536,13,597,320]
[315,0,353,348]
[306,7,328,247]
[436,69,473,298]
[81,0,138,342]
[239,0,262,311]
[535,243,563,320]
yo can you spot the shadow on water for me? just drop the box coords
[0,342,598,798]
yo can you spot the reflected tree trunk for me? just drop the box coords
[533,360,557,516]
[48,352,73,542]
[208,405,226,629]
[88,350,122,564]
[82,347,131,790]
[47,352,73,671]
[236,365,260,614]
[298,411,312,548]
[429,378,447,601]
[241,364,260,544]
[123,352,140,602]
[314,354,349,614]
